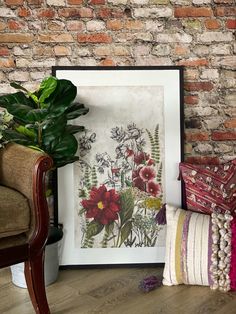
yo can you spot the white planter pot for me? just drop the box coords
[10,241,60,288]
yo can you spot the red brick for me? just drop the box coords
[184,82,214,91]
[0,33,34,43]
[177,58,209,67]
[89,0,105,4]
[212,131,236,141]
[18,7,31,17]
[0,58,15,68]
[68,0,83,4]
[0,47,10,56]
[215,7,236,16]
[106,19,123,30]
[185,156,220,165]
[7,19,25,30]
[38,33,74,43]
[5,0,23,5]
[204,19,221,29]
[99,58,116,66]
[77,33,112,43]
[184,95,199,105]
[36,9,55,19]
[174,7,213,18]
[185,131,210,141]
[174,45,190,56]
[58,8,93,18]
[226,19,236,29]
[97,8,124,19]
[224,118,236,128]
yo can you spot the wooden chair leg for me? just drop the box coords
[24,251,50,314]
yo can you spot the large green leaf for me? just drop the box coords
[3,129,35,146]
[51,133,78,157]
[38,76,58,105]
[119,189,134,225]
[0,92,36,110]
[86,220,104,239]
[26,108,48,122]
[66,124,85,134]
[53,156,80,168]
[42,115,67,150]
[65,103,89,120]
[45,79,77,115]
[16,125,36,140]
[120,221,132,247]
[6,104,36,124]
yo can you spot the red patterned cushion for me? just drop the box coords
[179,160,236,214]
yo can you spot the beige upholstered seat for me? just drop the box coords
[0,186,30,239]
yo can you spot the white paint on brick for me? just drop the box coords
[30,72,49,80]
[0,8,16,18]
[76,48,92,57]
[194,45,210,56]
[152,44,171,56]
[197,32,233,43]
[156,33,192,43]
[133,45,152,56]
[193,0,211,4]
[16,58,56,68]
[186,107,218,117]
[77,58,97,66]
[135,56,172,65]
[170,0,192,5]
[214,144,233,154]
[200,69,219,80]
[108,0,128,4]
[9,71,30,82]
[204,118,223,129]
[211,44,231,56]
[130,0,149,4]
[47,0,66,5]
[134,8,172,18]
[13,47,32,56]
[0,84,16,94]
[194,143,213,154]
[145,20,164,32]
[211,56,236,69]
[56,57,71,66]
[86,20,106,32]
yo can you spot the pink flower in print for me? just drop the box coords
[147,181,161,197]
[139,166,156,182]
[134,152,149,165]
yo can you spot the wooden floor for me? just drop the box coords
[1,266,236,314]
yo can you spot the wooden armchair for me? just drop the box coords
[0,143,53,314]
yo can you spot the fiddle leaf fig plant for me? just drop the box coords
[0,76,89,167]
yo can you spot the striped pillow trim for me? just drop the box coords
[163,204,211,286]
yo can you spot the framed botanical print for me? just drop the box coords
[52,66,184,266]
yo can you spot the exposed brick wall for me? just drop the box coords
[0,0,235,162]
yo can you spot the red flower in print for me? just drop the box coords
[139,166,156,182]
[147,181,161,197]
[134,152,149,165]
[81,185,121,225]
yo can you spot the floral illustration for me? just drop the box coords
[77,123,164,249]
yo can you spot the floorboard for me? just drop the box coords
[1,266,236,314]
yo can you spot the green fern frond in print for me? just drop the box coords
[156,162,163,183]
[146,125,160,164]
[91,166,98,187]
[84,166,92,190]
[153,125,160,164]
[82,220,96,248]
